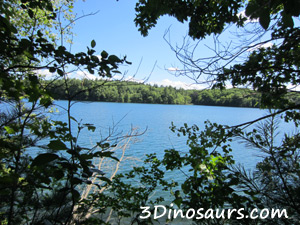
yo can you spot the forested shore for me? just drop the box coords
[45,78,266,107]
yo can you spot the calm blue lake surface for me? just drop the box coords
[52,100,295,174]
[51,101,296,223]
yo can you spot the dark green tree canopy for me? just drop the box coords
[135,0,300,39]
[135,0,245,39]
[135,0,300,112]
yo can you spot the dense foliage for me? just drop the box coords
[0,0,132,224]
[45,79,192,105]
[1,0,300,224]
[45,78,264,107]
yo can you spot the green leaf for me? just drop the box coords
[48,140,68,150]
[87,67,94,74]
[53,170,64,180]
[72,177,83,185]
[173,190,182,207]
[28,9,34,18]
[4,126,16,134]
[49,67,56,73]
[99,176,112,184]
[101,50,108,59]
[72,189,81,200]
[57,69,64,76]
[108,55,121,63]
[91,39,96,48]
[96,142,110,149]
[87,125,96,132]
[40,96,52,108]
[20,38,32,48]
[125,60,132,65]
[94,150,119,161]
[245,1,257,17]
[83,123,96,132]
[259,10,270,30]
[70,116,78,123]
[37,30,43,37]
[281,12,294,28]
[32,153,59,166]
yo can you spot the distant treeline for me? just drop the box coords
[45,79,266,107]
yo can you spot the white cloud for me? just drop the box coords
[237,10,259,23]
[287,84,300,92]
[35,69,57,79]
[123,76,144,83]
[167,67,180,72]
[96,55,102,61]
[148,79,206,90]
[36,68,144,83]
[36,69,207,90]
[35,69,98,80]
[247,42,273,52]
[68,71,97,80]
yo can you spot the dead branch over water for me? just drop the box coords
[72,128,140,223]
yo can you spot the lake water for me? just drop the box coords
[50,101,296,223]
[52,100,292,173]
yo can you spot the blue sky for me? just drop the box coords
[65,0,280,90]
[69,0,213,89]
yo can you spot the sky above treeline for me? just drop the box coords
[56,0,214,89]
[51,0,270,90]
